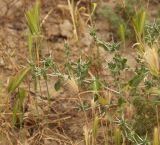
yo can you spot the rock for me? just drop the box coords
[60,20,73,38]
[46,24,60,36]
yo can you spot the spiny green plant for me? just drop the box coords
[145,19,160,45]
[108,54,128,77]
[90,27,120,52]
[127,65,148,90]
[132,96,158,136]
[88,7,160,145]
[91,76,107,106]
[116,114,151,145]
[75,57,91,84]
[5,0,160,144]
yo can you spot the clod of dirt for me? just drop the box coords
[0,1,7,17]
[46,24,60,37]
[59,19,73,38]
[80,32,93,47]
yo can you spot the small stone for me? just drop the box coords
[60,20,73,38]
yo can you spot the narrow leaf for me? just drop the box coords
[54,79,61,91]
[8,67,30,93]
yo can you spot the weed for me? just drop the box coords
[3,0,160,145]
[153,127,160,145]
[145,19,160,45]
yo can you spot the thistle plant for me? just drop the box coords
[90,27,120,52]
[145,19,160,45]
[116,114,151,145]
[4,0,160,144]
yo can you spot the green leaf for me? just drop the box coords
[92,77,101,95]
[118,97,126,106]
[12,102,19,126]
[98,40,120,52]
[28,32,33,59]
[18,88,26,106]
[119,24,126,42]
[12,88,26,127]
[128,73,146,88]
[54,79,61,91]
[8,67,31,93]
